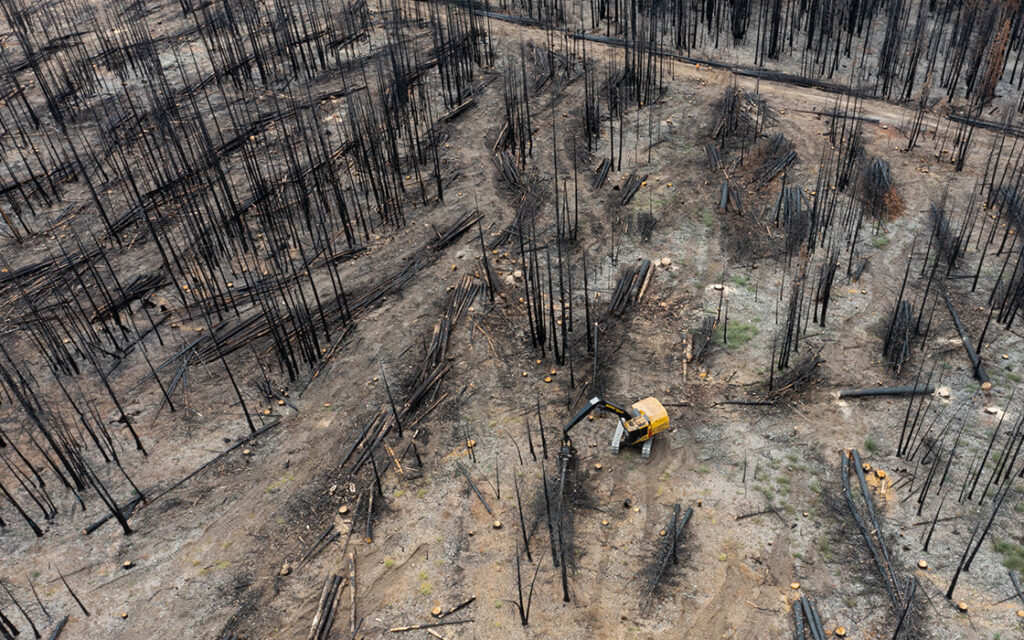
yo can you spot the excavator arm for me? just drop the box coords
[562,396,634,443]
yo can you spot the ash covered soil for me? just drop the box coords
[0,0,1023,639]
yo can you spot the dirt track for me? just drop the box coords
[2,1,1023,639]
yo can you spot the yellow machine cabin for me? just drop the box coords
[561,396,669,459]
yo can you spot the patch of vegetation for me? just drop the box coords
[864,436,879,453]
[265,473,294,492]
[701,208,715,228]
[200,560,232,574]
[817,535,832,561]
[730,273,750,288]
[871,235,891,249]
[993,540,1024,575]
[384,558,395,569]
[718,320,759,350]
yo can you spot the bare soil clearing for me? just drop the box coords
[0,0,1023,639]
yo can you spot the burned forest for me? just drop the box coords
[2,0,1024,637]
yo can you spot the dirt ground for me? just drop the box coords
[1,2,1024,640]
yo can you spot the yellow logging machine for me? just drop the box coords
[561,396,669,459]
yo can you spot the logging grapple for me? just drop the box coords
[561,396,669,459]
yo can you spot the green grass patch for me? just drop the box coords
[265,473,294,493]
[730,273,750,288]
[701,208,715,228]
[864,436,879,454]
[872,235,891,249]
[994,539,1024,575]
[199,560,232,574]
[418,570,432,595]
[818,535,832,561]
[717,320,759,350]
[756,484,775,502]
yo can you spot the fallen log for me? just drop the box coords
[435,596,476,618]
[619,173,647,206]
[456,463,493,514]
[46,616,68,640]
[948,115,1024,139]
[389,619,473,633]
[802,109,880,124]
[82,494,144,535]
[841,452,901,608]
[306,576,335,640]
[1010,571,1024,606]
[943,289,989,384]
[735,508,774,520]
[592,158,610,188]
[349,551,357,634]
[440,98,475,122]
[317,576,346,640]
[705,144,721,171]
[299,526,341,570]
[891,577,917,640]
[798,596,826,640]
[838,386,935,398]
[142,417,283,510]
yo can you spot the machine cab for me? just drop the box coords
[624,397,669,442]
